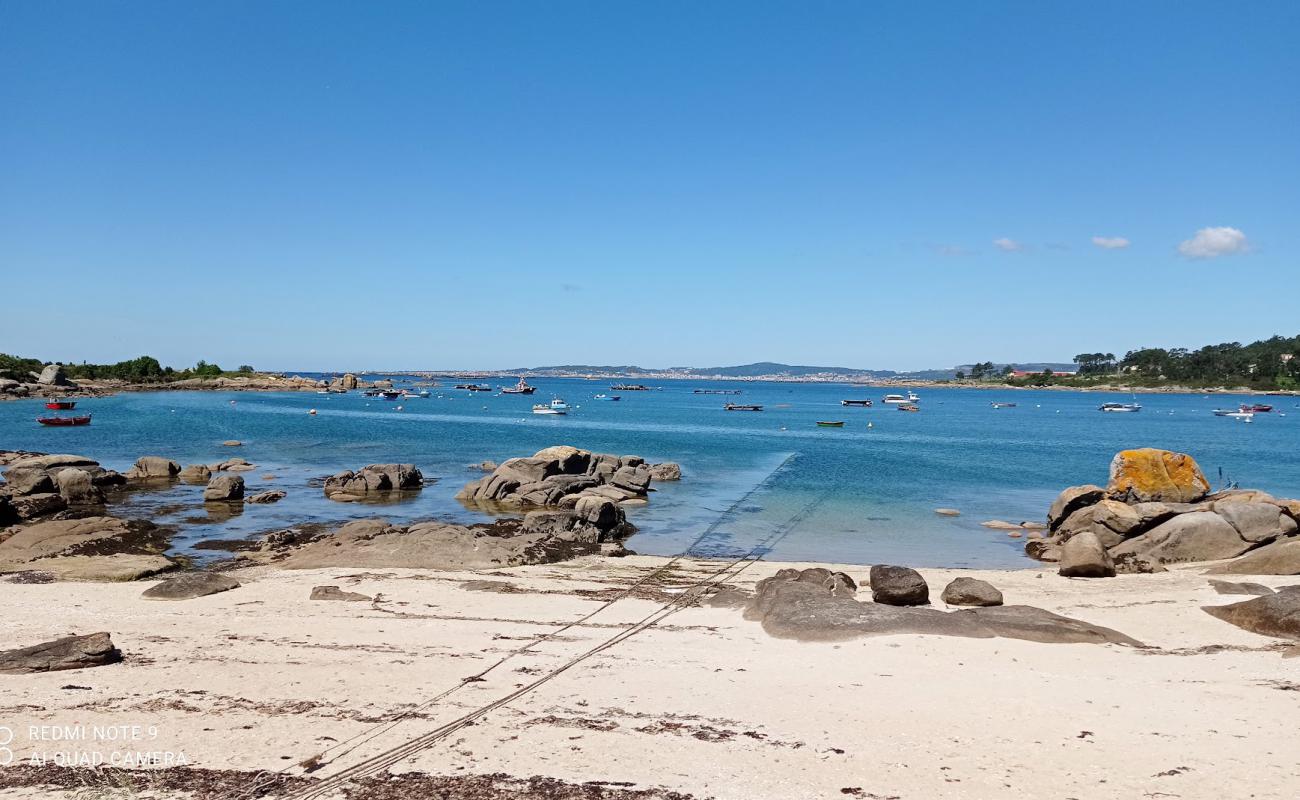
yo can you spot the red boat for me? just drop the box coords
[45,400,77,410]
[1241,403,1274,413]
[37,414,92,426]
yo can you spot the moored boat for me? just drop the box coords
[533,398,569,415]
[37,413,92,426]
[990,402,1017,409]
[611,384,650,391]
[841,399,873,407]
[1099,402,1142,412]
[44,400,77,410]
[501,377,536,395]
[897,403,919,412]
[724,403,763,411]
[594,394,620,401]
[1215,409,1254,418]
[816,420,845,427]
[1241,403,1273,413]
[882,394,908,405]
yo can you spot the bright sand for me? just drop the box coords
[1,557,1297,799]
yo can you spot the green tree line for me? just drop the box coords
[0,354,256,383]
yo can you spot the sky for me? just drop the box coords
[2,1,1297,372]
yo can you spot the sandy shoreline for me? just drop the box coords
[2,555,1296,799]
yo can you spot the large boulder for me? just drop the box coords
[323,464,423,501]
[1214,501,1298,544]
[869,565,929,606]
[126,456,181,481]
[142,572,240,600]
[203,474,245,501]
[245,490,285,504]
[341,373,358,389]
[0,516,176,581]
[2,467,56,495]
[1047,484,1105,531]
[1058,531,1115,578]
[54,468,104,505]
[1206,538,1300,575]
[647,462,682,481]
[0,632,121,674]
[458,446,666,515]
[1107,448,1210,504]
[1202,592,1300,640]
[179,464,213,484]
[35,363,71,386]
[941,577,1004,607]
[1110,511,1249,565]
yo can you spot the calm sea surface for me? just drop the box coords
[4,379,1299,568]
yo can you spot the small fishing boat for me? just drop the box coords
[816,421,845,427]
[380,390,403,400]
[841,399,873,407]
[1214,409,1254,418]
[454,383,492,391]
[991,402,1017,409]
[1099,402,1142,412]
[594,394,620,401]
[500,377,536,395]
[611,384,650,391]
[724,403,763,411]
[44,399,77,410]
[37,414,92,426]
[549,397,569,411]
[1241,403,1273,413]
[907,391,920,402]
[693,389,742,395]
[533,398,568,415]
[897,403,919,412]
[882,394,908,405]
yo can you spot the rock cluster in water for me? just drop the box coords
[322,464,425,502]
[0,452,128,522]
[1029,448,1300,576]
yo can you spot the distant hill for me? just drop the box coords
[682,362,898,378]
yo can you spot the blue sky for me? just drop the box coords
[2,1,1297,371]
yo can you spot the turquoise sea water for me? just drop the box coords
[4,380,1300,568]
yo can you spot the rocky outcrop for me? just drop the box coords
[1030,449,1300,574]
[1202,591,1300,640]
[323,464,424,502]
[125,456,181,481]
[1058,531,1116,578]
[258,512,631,571]
[0,516,176,581]
[1205,539,1300,575]
[203,474,245,501]
[142,572,240,600]
[457,447,675,522]
[54,467,104,505]
[1107,448,1210,504]
[0,632,121,674]
[1,453,125,521]
[868,565,929,606]
[647,462,682,481]
[744,568,1142,646]
[35,363,72,386]
[941,577,1004,606]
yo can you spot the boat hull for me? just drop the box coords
[37,415,92,426]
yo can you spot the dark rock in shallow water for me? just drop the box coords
[1202,592,1300,640]
[126,456,181,481]
[203,474,245,501]
[869,565,929,606]
[941,577,1004,607]
[245,490,285,504]
[142,572,240,600]
[744,569,1142,646]
[310,585,371,602]
[323,464,424,502]
[0,632,122,674]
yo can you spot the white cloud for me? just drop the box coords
[992,237,1023,252]
[1091,236,1130,250]
[1178,226,1249,259]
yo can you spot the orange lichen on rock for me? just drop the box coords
[1107,448,1210,504]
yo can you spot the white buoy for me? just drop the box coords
[396,405,403,411]
[308,408,317,415]
[867,422,873,428]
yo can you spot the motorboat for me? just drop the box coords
[611,384,650,391]
[44,399,77,410]
[533,398,568,415]
[907,391,920,402]
[1099,402,1142,412]
[1214,409,1254,419]
[37,413,91,426]
[380,391,403,400]
[841,399,873,407]
[549,397,569,411]
[882,394,908,405]
[897,403,920,412]
[455,383,492,391]
[501,377,536,395]
[816,421,845,427]
[1241,403,1273,413]
[724,403,763,411]
[594,394,620,401]
[991,402,1017,409]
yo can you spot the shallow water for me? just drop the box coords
[4,380,1299,568]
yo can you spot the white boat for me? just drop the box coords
[907,391,920,402]
[882,394,908,405]
[1099,402,1142,412]
[1214,409,1254,419]
[534,397,569,415]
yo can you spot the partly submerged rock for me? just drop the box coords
[142,572,240,600]
[1106,448,1210,504]
[203,474,245,501]
[0,632,121,674]
[245,489,285,504]
[179,464,213,484]
[126,456,181,481]
[323,464,424,501]
[941,577,1004,607]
